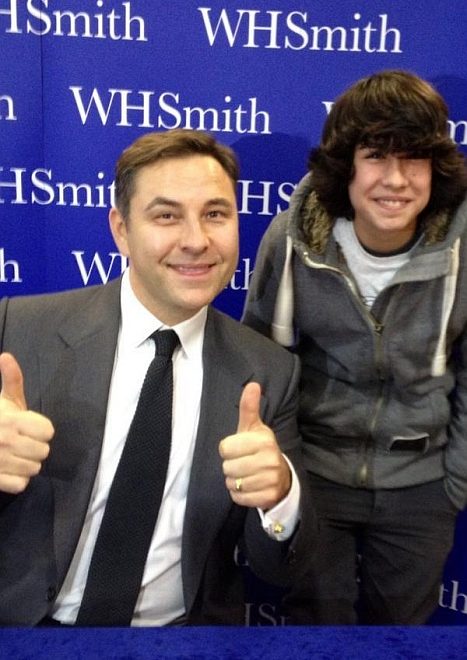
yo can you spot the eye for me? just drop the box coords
[206,209,227,222]
[151,211,178,225]
[365,149,384,160]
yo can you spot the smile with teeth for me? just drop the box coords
[172,264,214,275]
[375,198,410,209]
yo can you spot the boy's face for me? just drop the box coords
[348,146,432,253]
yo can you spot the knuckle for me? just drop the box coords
[14,478,30,494]
[0,435,14,452]
[28,463,40,478]
[261,435,277,454]
[0,418,16,438]
[1,476,29,495]
[29,459,44,477]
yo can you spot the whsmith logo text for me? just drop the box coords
[0,0,147,40]
[69,88,271,134]
[198,8,402,52]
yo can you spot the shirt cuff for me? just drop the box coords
[257,454,301,541]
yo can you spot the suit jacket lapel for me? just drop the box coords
[181,307,254,614]
[42,279,121,582]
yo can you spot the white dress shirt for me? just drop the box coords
[53,270,300,626]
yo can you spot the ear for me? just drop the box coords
[109,207,130,257]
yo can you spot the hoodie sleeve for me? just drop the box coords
[242,212,293,342]
[444,321,467,511]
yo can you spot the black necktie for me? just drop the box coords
[75,329,179,626]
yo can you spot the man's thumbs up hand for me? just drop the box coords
[0,352,28,411]
[219,382,291,510]
[236,381,265,434]
[0,353,54,494]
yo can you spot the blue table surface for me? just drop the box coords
[1,626,466,659]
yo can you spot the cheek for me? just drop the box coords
[347,179,361,208]
[212,224,238,252]
[223,233,240,262]
[130,230,172,261]
[413,163,432,188]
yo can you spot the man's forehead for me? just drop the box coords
[132,156,236,200]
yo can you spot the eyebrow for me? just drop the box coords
[144,196,181,212]
[205,197,234,209]
[144,196,234,213]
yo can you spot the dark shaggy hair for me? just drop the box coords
[309,70,467,221]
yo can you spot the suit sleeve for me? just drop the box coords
[240,351,317,587]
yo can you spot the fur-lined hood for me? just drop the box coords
[288,173,455,255]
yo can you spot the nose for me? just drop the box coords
[381,155,409,187]
[179,217,210,252]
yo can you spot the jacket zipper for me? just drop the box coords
[359,320,385,487]
[302,252,389,487]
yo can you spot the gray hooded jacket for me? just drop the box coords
[243,174,467,510]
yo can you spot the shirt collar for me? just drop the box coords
[119,269,207,359]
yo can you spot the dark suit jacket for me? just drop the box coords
[0,278,315,625]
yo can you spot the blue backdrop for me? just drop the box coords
[1,0,467,625]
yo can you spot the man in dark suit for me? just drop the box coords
[0,129,314,626]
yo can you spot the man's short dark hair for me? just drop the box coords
[114,129,240,220]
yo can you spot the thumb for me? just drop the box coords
[0,352,27,411]
[237,381,263,433]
